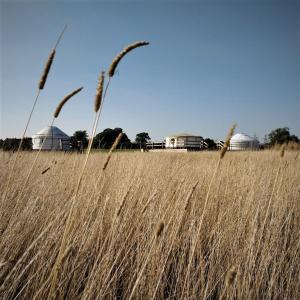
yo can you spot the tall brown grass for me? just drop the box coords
[1,25,67,206]
[47,41,149,298]
[14,86,84,206]
[0,150,299,299]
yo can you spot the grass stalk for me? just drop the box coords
[180,124,236,299]
[1,25,67,208]
[48,77,110,299]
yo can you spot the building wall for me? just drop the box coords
[165,136,203,149]
[230,140,259,150]
[32,137,70,150]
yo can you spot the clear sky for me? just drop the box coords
[1,0,299,142]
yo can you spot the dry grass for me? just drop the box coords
[0,150,299,299]
[94,71,105,113]
[54,87,84,118]
[2,26,67,205]
[108,41,149,77]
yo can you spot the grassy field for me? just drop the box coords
[0,150,299,299]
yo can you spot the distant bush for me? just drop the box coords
[1,138,32,151]
[265,127,299,146]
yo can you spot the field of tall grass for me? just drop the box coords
[0,150,299,299]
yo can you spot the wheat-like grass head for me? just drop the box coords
[220,124,237,159]
[53,87,83,118]
[94,71,105,113]
[39,49,56,90]
[108,41,149,77]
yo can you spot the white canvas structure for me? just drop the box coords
[32,126,70,151]
[230,133,259,150]
[165,133,204,149]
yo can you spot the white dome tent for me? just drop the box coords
[32,126,70,151]
[230,133,259,150]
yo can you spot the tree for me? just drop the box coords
[93,128,131,149]
[2,138,32,151]
[135,132,150,148]
[70,130,89,150]
[204,138,217,150]
[267,127,299,145]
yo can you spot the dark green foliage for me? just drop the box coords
[1,138,32,151]
[93,128,131,149]
[70,130,89,150]
[135,132,151,148]
[204,138,217,150]
[266,127,299,145]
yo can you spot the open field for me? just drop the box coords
[0,151,299,299]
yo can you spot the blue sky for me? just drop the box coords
[1,0,299,142]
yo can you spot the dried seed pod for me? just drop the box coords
[103,133,123,170]
[94,71,105,112]
[225,265,237,287]
[108,41,149,77]
[39,49,56,90]
[220,124,236,159]
[156,222,164,239]
[41,167,51,175]
[54,87,83,118]
[280,144,286,158]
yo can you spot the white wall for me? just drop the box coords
[32,137,70,150]
[230,140,259,150]
[165,136,203,148]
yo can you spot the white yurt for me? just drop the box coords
[32,126,70,151]
[165,133,204,149]
[230,133,259,150]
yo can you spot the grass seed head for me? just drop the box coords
[41,167,51,175]
[54,87,83,118]
[103,132,123,170]
[108,41,149,77]
[220,123,236,159]
[280,144,286,158]
[110,132,123,153]
[156,221,164,239]
[39,49,56,90]
[226,266,237,287]
[94,71,105,112]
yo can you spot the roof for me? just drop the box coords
[231,133,257,142]
[166,133,202,138]
[32,126,69,139]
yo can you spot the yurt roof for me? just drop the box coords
[231,133,257,142]
[32,126,69,139]
[167,133,202,138]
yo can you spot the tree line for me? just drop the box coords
[0,128,151,151]
[0,127,299,151]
